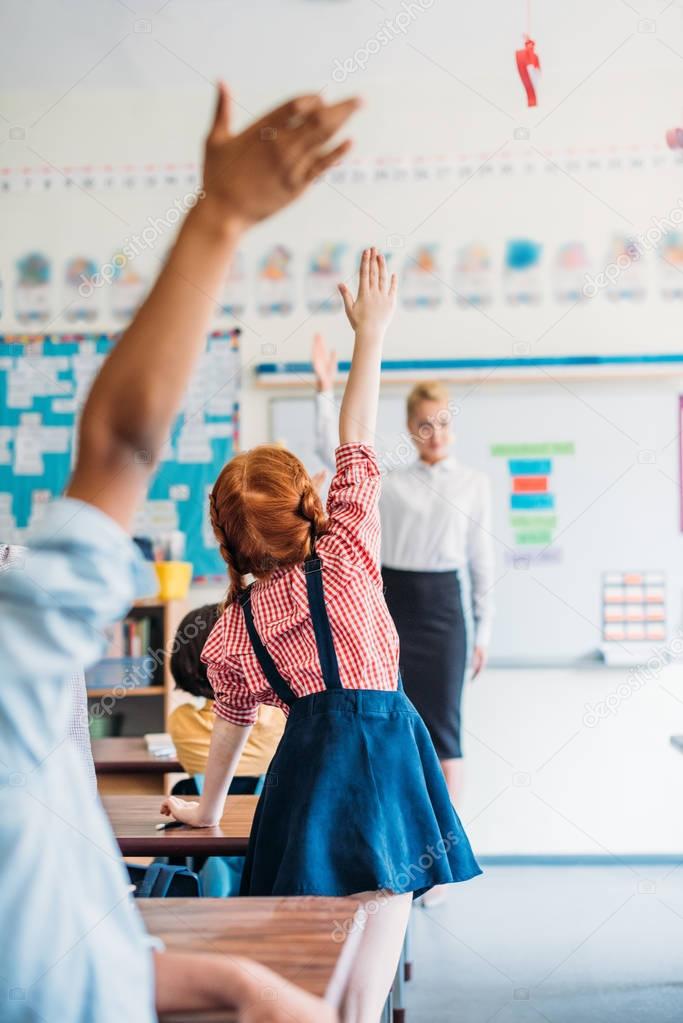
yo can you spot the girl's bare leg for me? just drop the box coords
[440,756,464,807]
[341,890,412,1023]
[421,757,463,908]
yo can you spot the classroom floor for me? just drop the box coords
[406,864,683,1022]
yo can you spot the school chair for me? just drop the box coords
[168,773,265,897]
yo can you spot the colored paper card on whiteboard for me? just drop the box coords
[511,493,554,510]
[513,476,549,493]
[508,458,551,475]
[510,514,557,529]
[491,442,575,457]
[492,438,574,559]
[515,529,553,545]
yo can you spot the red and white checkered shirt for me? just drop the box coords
[202,443,401,727]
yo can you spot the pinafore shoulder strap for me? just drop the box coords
[303,556,343,690]
[239,588,296,707]
[239,555,344,701]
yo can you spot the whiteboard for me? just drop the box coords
[270,380,683,665]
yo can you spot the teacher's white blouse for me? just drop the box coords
[315,391,495,646]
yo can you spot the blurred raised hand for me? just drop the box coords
[203,84,360,229]
[311,469,328,493]
[311,332,337,393]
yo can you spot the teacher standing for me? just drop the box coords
[312,337,494,808]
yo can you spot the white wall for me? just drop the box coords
[463,665,683,856]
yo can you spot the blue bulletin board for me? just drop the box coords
[0,329,240,579]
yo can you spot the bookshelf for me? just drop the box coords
[86,598,184,740]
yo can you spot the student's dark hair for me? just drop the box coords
[170,604,220,699]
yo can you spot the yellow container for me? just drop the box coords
[154,561,193,601]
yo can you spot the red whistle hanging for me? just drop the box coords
[516,36,540,107]
[666,127,683,149]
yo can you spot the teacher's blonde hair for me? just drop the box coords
[406,380,450,421]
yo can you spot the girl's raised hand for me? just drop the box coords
[338,248,397,336]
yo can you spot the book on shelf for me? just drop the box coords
[145,733,177,758]
[104,615,152,659]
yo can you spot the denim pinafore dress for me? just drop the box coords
[238,554,482,898]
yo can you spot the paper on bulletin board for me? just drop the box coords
[0,330,240,579]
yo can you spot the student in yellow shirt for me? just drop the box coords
[169,604,285,792]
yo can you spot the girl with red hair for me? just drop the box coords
[161,249,481,1022]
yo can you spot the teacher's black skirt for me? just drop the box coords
[382,567,467,760]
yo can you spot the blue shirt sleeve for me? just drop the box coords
[0,498,156,767]
[0,498,158,1023]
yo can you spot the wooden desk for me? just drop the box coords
[103,794,257,857]
[139,896,365,1017]
[93,737,183,773]
[93,738,183,795]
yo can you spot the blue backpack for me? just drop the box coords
[127,862,200,898]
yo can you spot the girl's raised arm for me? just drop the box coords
[337,248,397,447]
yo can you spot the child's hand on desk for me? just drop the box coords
[202,83,360,231]
[339,248,397,337]
[159,795,217,828]
[235,958,337,1023]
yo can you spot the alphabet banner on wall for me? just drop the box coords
[1,147,681,193]
[4,144,683,356]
